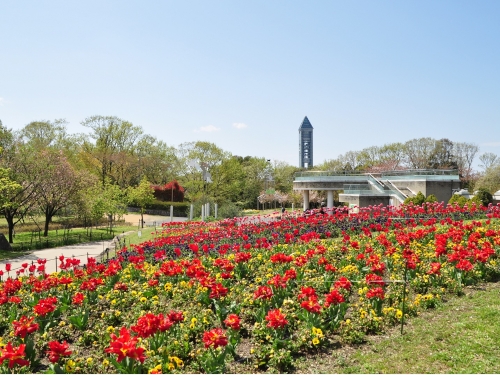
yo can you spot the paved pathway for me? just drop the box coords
[0,214,188,276]
[0,239,115,275]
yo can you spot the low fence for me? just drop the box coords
[0,235,126,280]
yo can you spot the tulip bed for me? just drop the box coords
[1,203,500,373]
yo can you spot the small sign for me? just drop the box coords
[266,189,275,195]
[138,231,142,237]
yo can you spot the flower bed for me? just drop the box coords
[0,202,500,373]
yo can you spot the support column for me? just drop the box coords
[327,190,334,214]
[302,190,310,211]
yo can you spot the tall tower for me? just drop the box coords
[299,116,313,168]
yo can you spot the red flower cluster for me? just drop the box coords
[202,328,228,349]
[131,312,175,338]
[0,342,29,369]
[224,314,241,330]
[33,296,58,317]
[105,327,146,363]
[265,309,288,329]
[334,277,352,291]
[46,340,72,363]
[301,298,322,314]
[254,285,273,300]
[12,316,39,339]
[72,292,85,305]
[324,289,345,307]
[366,287,385,300]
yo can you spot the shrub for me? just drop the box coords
[425,194,438,203]
[129,199,189,216]
[474,188,493,206]
[448,194,468,207]
[404,191,426,205]
[217,202,243,219]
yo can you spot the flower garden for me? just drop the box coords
[1,202,500,373]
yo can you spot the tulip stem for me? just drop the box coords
[401,262,408,335]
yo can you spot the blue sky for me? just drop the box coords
[1,1,499,168]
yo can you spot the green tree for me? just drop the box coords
[453,142,480,188]
[127,177,155,228]
[17,119,68,149]
[272,161,298,195]
[177,141,231,203]
[134,135,179,185]
[0,121,14,157]
[475,164,500,193]
[35,149,94,236]
[0,144,41,243]
[428,139,457,169]
[81,115,144,187]
[231,156,269,208]
[403,138,437,169]
[479,152,499,171]
[100,181,128,232]
[0,167,22,213]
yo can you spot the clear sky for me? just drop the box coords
[1,1,499,168]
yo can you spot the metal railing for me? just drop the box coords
[10,232,116,252]
[295,169,459,178]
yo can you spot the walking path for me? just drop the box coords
[0,214,187,276]
[0,239,116,275]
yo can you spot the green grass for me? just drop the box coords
[0,249,31,261]
[291,282,500,374]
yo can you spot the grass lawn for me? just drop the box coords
[290,282,500,374]
[0,249,31,261]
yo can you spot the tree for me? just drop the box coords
[358,146,381,170]
[236,156,270,208]
[35,150,94,236]
[453,142,479,188]
[210,156,245,204]
[0,167,22,214]
[0,121,14,157]
[403,138,436,169]
[74,179,127,232]
[316,158,345,172]
[0,144,41,243]
[100,181,128,232]
[80,116,144,187]
[272,161,299,194]
[134,135,179,185]
[479,152,499,171]
[428,139,457,169]
[127,177,155,228]
[475,164,500,194]
[17,119,68,149]
[378,143,406,171]
[340,151,363,172]
[177,141,231,203]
